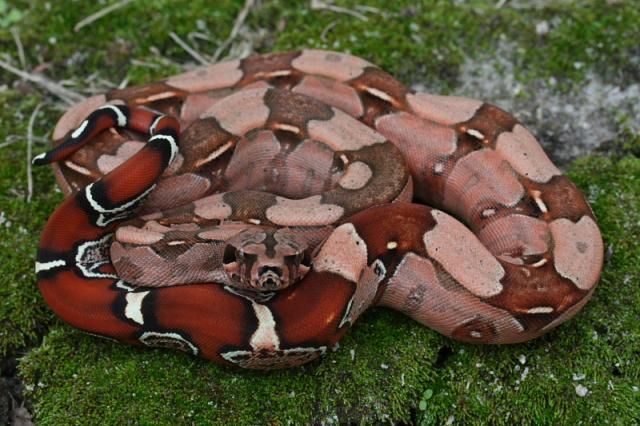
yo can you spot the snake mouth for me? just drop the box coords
[257,267,285,290]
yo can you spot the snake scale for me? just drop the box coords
[33,50,604,369]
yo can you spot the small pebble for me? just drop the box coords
[535,20,550,35]
[575,384,589,397]
[573,373,586,381]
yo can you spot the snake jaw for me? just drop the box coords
[256,266,284,290]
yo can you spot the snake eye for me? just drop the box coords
[223,245,237,265]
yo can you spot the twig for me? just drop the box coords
[169,32,210,65]
[189,31,214,43]
[0,58,85,104]
[118,75,130,89]
[310,0,369,21]
[149,46,183,68]
[27,103,44,202]
[74,0,135,32]
[10,28,26,70]
[0,139,21,150]
[130,59,161,69]
[320,20,338,41]
[213,0,255,61]
[1,135,48,150]
[354,5,383,14]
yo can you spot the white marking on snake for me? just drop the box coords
[35,259,66,273]
[265,69,292,77]
[98,105,127,127]
[249,303,279,351]
[115,279,135,291]
[149,134,178,164]
[248,218,261,225]
[85,184,154,214]
[71,119,89,139]
[527,306,554,314]
[146,91,181,102]
[85,183,156,227]
[482,208,496,218]
[32,152,46,163]
[125,291,149,325]
[531,258,548,267]
[149,115,165,135]
[274,123,300,134]
[194,141,234,168]
[387,241,398,250]
[466,128,485,140]
[530,190,549,213]
[364,86,393,103]
[64,160,93,176]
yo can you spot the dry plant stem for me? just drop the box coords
[310,0,369,21]
[212,0,256,61]
[189,31,214,43]
[169,32,210,65]
[0,59,85,104]
[320,20,338,41]
[118,76,130,89]
[130,59,161,69]
[0,139,21,150]
[1,135,48,149]
[27,103,44,202]
[10,28,26,70]
[354,5,383,14]
[74,0,135,32]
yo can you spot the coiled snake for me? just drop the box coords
[34,50,604,369]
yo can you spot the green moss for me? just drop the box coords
[20,311,440,425]
[520,2,640,84]
[1,0,638,424]
[0,92,63,356]
[596,127,640,160]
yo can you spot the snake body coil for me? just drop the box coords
[34,50,604,369]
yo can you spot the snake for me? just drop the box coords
[33,50,604,369]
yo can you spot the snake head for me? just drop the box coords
[222,227,311,291]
